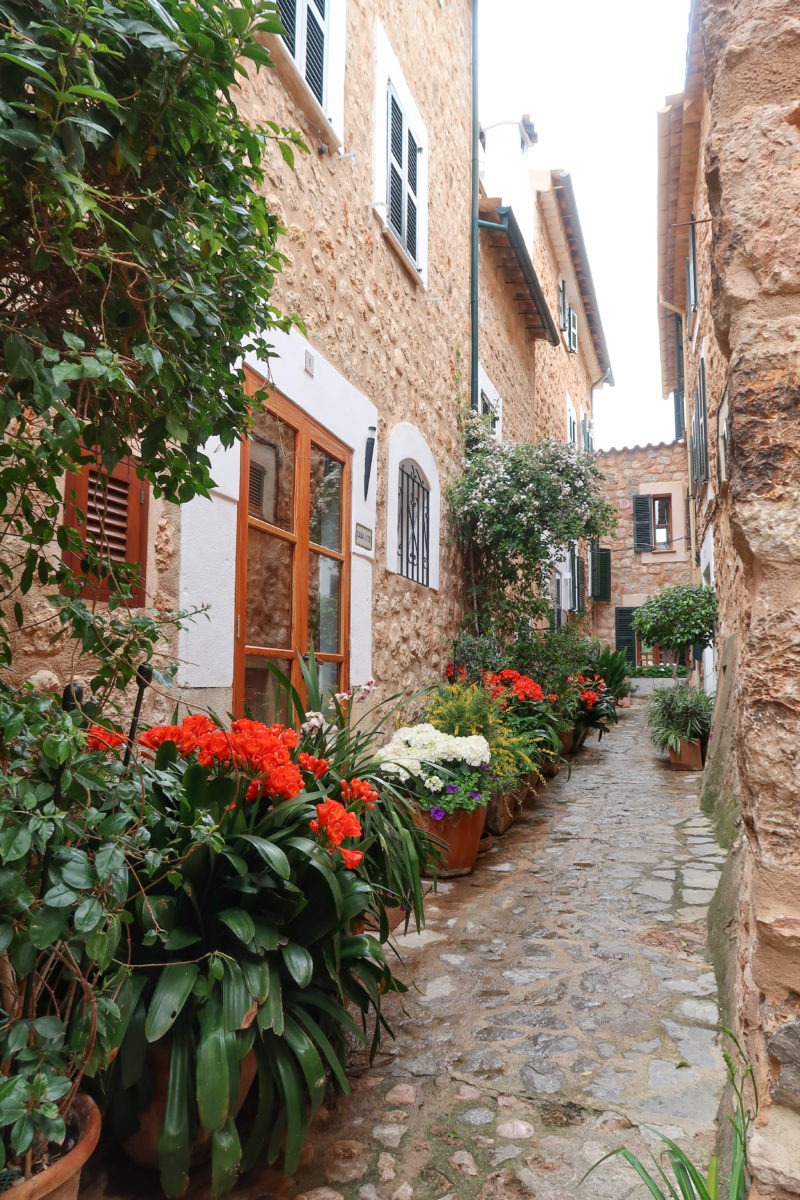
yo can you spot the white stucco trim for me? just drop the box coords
[700,526,717,694]
[178,327,378,692]
[477,362,503,440]
[372,20,429,287]
[385,422,440,591]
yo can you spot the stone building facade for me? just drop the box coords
[659,1,800,1193]
[592,440,692,658]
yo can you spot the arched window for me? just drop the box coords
[386,423,440,590]
[397,459,430,586]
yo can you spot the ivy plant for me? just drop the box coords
[0,0,305,688]
[449,415,617,632]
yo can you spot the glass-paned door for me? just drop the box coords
[235,369,351,721]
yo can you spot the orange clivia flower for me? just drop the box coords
[547,693,558,704]
[309,799,363,849]
[347,778,379,810]
[86,724,125,752]
[339,847,364,870]
[298,752,330,779]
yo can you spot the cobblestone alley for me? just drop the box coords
[87,702,727,1200]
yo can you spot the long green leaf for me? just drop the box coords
[235,834,290,879]
[282,1015,327,1115]
[145,962,199,1042]
[158,1020,192,1199]
[256,960,284,1035]
[290,1003,351,1095]
[271,1040,307,1174]
[222,959,252,1030]
[196,995,230,1134]
[241,1054,275,1172]
[281,942,314,988]
[210,1118,242,1197]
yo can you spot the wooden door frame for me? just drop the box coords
[233,366,352,716]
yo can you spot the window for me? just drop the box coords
[615,606,637,665]
[566,396,578,447]
[235,369,351,721]
[590,544,611,602]
[690,356,709,493]
[673,313,686,440]
[480,388,501,438]
[374,23,429,283]
[277,0,328,107]
[63,458,148,605]
[567,307,578,354]
[397,460,430,586]
[633,494,674,552]
[653,496,672,548]
[559,279,568,331]
[581,413,592,452]
[387,84,421,265]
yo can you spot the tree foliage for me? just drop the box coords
[633,584,718,653]
[0,0,304,680]
[449,415,617,633]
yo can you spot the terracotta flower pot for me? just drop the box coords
[559,730,574,755]
[11,1094,101,1200]
[124,1044,257,1169]
[485,790,517,837]
[668,738,704,771]
[418,806,486,877]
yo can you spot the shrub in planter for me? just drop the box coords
[97,708,403,1197]
[646,685,714,757]
[595,647,633,703]
[484,670,562,776]
[572,673,618,742]
[423,682,533,794]
[0,686,149,1191]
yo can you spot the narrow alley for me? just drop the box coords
[90,702,727,1200]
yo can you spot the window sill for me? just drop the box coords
[374,210,425,289]
[260,35,342,153]
[385,565,437,592]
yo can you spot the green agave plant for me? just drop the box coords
[595,646,633,701]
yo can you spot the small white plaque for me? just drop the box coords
[355,523,373,551]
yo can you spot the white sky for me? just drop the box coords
[478,0,691,451]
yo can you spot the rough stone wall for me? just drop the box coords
[4,491,181,726]
[532,203,599,442]
[477,236,538,443]
[592,441,692,648]
[237,1,473,694]
[700,1,800,1192]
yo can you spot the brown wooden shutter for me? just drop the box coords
[63,459,148,605]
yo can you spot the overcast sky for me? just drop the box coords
[478,0,692,451]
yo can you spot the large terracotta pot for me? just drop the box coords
[669,738,704,771]
[418,806,486,877]
[559,730,574,755]
[11,1094,101,1200]
[485,790,517,837]
[124,1044,257,1169]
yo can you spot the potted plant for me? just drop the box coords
[92,703,407,1198]
[596,646,634,707]
[377,724,491,876]
[0,686,150,1198]
[632,584,718,681]
[483,669,562,827]
[646,684,715,770]
[571,672,618,746]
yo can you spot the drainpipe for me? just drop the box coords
[470,0,479,412]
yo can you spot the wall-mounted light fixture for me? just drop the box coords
[364,426,376,500]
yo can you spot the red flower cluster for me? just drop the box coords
[139,714,303,803]
[445,663,468,683]
[341,777,378,810]
[486,669,545,703]
[86,724,126,752]
[298,752,330,779]
[581,690,599,709]
[309,799,364,869]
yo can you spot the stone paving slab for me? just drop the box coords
[84,703,726,1200]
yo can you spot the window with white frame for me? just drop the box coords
[477,364,502,440]
[373,23,429,283]
[566,395,578,447]
[385,422,440,589]
[277,0,329,106]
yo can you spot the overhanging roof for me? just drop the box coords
[550,171,613,384]
[479,197,560,345]
[657,2,704,396]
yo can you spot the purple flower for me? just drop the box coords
[479,762,490,772]
[469,790,481,799]
[430,806,446,821]
[445,784,459,793]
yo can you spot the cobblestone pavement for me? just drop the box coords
[88,703,727,1200]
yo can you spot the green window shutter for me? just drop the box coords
[577,556,587,613]
[615,606,637,665]
[698,358,709,481]
[688,214,698,311]
[590,547,611,602]
[633,494,653,552]
[278,0,297,55]
[559,280,568,331]
[305,0,326,105]
[568,308,578,353]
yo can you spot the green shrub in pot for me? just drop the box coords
[646,684,714,754]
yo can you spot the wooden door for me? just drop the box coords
[234,367,351,720]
